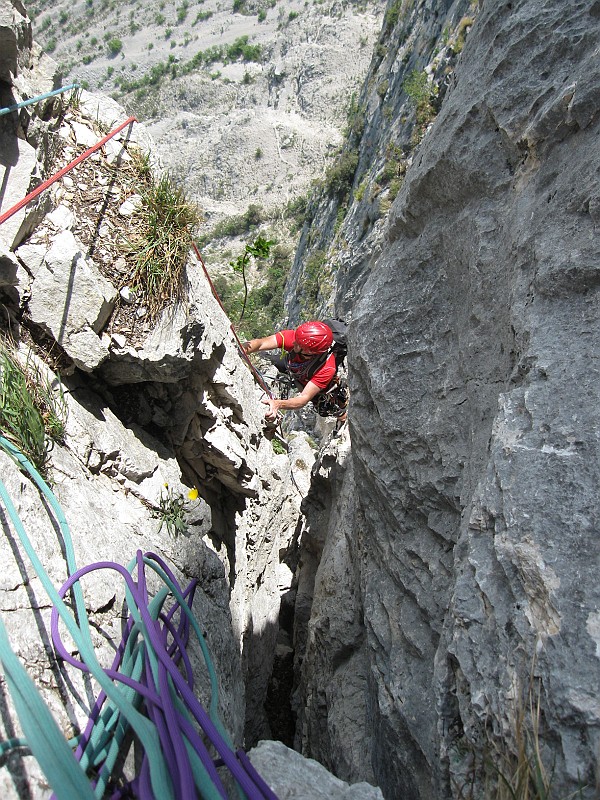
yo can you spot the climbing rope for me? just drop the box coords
[0,115,137,227]
[0,83,80,117]
[0,435,278,800]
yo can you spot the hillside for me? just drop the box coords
[27,0,386,222]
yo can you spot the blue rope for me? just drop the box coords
[0,84,80,117]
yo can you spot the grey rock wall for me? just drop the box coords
[295,0,600,798]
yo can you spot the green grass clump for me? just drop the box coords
[0,343,66,477]
[403,69,437,126]
[127,158,201,319]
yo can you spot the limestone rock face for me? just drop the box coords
[0,0,31,82]
[248,740,384,800]
[294,0,600,798]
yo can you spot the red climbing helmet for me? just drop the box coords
[294,321,333,353]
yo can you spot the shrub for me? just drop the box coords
[107,37,123,56]
[403,69,436,127]
[200,204,266,243]
[324,149,359,196]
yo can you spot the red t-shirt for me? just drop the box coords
[275,330,336,390]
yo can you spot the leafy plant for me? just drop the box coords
[230,235,274,323]
[199,204,266,244]
[210,242,290,339]
[157,484,199,537]
[272,438,287,455]
[126,157,202,320]
[0,342,66,477]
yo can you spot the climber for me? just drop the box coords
[243,320,348,423]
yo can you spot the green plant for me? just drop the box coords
[301,248,327,311]
[107,37,123,55]
[377,79,389,98]
[176,1,189,23]
[230,234,274,323]
[254,146,263,159]
[157,484,198,537]
[126,157,201,320]
[452,16,475,54]
[272,438,287,455]
[324,149,359,197]
[200,204,266,244]
[210,242,290,339]
[403,69,437,127]
[0,343,66,477]
[353,178,367,202]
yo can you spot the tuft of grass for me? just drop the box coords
[0,342,66,477]
[126,156,202,320]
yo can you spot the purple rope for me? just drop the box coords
[49,551,277,799]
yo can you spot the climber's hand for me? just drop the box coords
[262,396,281,421]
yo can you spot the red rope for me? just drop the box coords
[191,241,273,399]
[0,116,138,227]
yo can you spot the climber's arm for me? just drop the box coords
[243,334,280,354]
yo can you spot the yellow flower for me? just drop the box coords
[187,487,199,501]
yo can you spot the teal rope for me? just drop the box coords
[0,620,96,799]
[0,436,174,798]
[0,84,80,117]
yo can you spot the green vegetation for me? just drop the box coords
[300,248,327,313]
[212,243,292,340]
[403,69,437,128]
[117,35,262,97]
[383,0,402,33]
[193,10,213,23]
[106,37,123,56]
[344,93,365,140]
[176,1,190,24]
[157,484,198,537]
[229,235,274,323]
[451,16,475,54]
[125,154,201,320]
[199,204,265,245]
[272,438,287,455]
[377,79,389,99]
[0,342,66,478]
[323,149,359,197]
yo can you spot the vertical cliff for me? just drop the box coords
[293,0,600,798]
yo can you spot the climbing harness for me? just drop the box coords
[312,377,349,420]
[0,435,278,800]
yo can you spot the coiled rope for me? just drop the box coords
[0,435,278,800]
